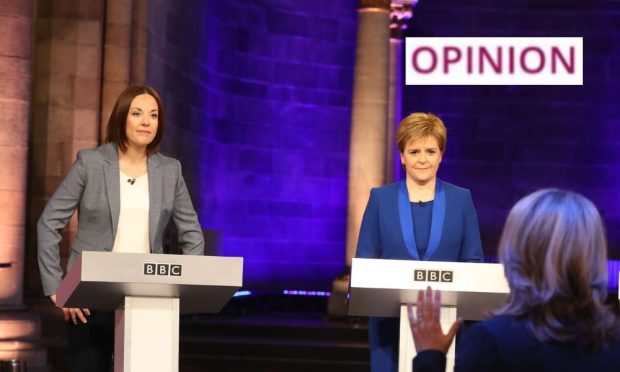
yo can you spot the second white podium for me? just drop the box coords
[348,258,509,372]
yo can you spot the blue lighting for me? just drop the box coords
[607,260,620,291]
[282,290,331,297]
[233,290,253,297]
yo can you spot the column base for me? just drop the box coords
[0,309,49,371]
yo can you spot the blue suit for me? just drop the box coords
[355,179,483,372]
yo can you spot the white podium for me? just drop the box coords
[56,251,243,372]
[348,258,509,372]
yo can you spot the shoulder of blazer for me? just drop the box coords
[150,152,180,170]
[372,181,400,197]
[439,179,471,199]
[76,143,112,165]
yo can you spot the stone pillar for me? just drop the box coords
[130,0,149,84]
[0,0,47,368]
[0,0,31,310]
[100,0,148,138]
[345,0,392,265]
[385,1,414,182]
[100,0,132,138]
[27,0,105,299]
[330,0,391,317]
[327,0,390,317]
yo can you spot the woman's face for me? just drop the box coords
[400,135,443,185]
[125,93,159,151]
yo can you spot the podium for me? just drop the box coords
[56,251,243,372]
[348,258,509,372]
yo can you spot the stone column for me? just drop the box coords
[329,0,391,317]
[385,1,414,182]
[0,0,33,313]
[100,0,148,138]
[0,0,46,367]
[130,0,149,84]
[345,0,392,265]
[100,0,132,138]
[27,0,105,299]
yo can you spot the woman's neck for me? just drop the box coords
[119,144,148,164]
[406,177,436,202]
[118,144,148,178]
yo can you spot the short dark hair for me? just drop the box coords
[105,85,165,154]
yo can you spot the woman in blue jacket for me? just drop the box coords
[355,112,483,372]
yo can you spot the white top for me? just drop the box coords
[112,170,150,253]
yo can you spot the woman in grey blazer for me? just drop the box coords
[37,85,204,371]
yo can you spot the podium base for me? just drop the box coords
[398,304,456,372]
[114,297,179,372]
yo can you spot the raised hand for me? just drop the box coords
[407,286,462,353]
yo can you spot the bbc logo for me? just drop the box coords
[414,269,453,283]
[144,263,183,276]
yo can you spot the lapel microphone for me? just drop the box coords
[127,178,136,185]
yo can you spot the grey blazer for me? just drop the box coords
[37,143,204,296]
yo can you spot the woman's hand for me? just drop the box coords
[50,294,91,324]
[407,286,462,354]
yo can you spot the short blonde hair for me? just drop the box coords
[497,189,618,350]
[396,113,447,153]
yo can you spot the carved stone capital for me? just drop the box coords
[390,2,414,39]
[358,0,391,11]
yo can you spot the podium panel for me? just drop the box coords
[55,251,243,372]
[349,258,509,320]
[348,258,509,372]
[57,251,243,313]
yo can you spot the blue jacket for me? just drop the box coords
[355,180,483,262]
[414,315,620,371]
[355,179,483,372]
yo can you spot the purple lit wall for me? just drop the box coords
[145,0,620,291]
[146,0,357,289]
[402,0,620,259]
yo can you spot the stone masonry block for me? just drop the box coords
[51,18,79,43]
[0,16,32,58]
[75,44,102,79]
[0,56,30,101]
[0,100,29,147]
[0,0,33,17]
[77,20,103,46]
[0,146,27,191]
[49,41,78,76]
[53,0,102,19]
[47,106,74,141]
[0,190,26,227]
[105,23,132,47]
[72,76,102,109]
[72,109,100,142]
[103,45,131,80]
[106,0,132,24]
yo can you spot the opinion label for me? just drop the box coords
[405,37,583,85]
